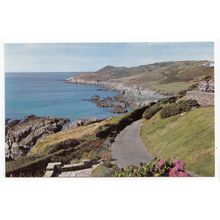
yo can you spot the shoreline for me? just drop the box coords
[66,77,166,108]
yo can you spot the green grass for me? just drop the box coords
[150,82,193,94]
[140,107,214,176]
[29,121,104,156]
[104,113,129,125]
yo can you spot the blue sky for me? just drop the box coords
[5,42,214,72]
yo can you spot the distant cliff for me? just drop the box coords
[67,60,214,95]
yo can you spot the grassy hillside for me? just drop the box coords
[140,107,214,176]
[29,121,105,156]
[73,61,214,94]
[6,121,106,176]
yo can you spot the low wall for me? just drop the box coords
[186,91,214,106]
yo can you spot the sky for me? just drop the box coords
[5,42,214,72]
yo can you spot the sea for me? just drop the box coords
[5,72,118,121]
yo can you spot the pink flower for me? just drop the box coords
[156,159,166,169]
[177,171,190,177]
[172,160,185,170]
[172,160,179,165]
[169,170,189,177]
[169,160,190,177]
[169,168,178,177]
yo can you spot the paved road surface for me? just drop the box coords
[111,120,153,168]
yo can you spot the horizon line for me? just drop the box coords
[5,59,214,74]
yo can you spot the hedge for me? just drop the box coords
[160,99,199,119]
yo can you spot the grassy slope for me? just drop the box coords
[6,113,128,175]
[29,121,105,156]
[74,61,214,94]
[140,107,214,176]
[6,121,106,174]
[149,82,193,94]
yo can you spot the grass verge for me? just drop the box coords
[140,107,214,176]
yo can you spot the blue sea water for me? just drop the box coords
[5,72,118,121]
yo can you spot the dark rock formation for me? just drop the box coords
[87,95,129,113]
[5,115,69,160]
[62,117,99,130]
[111,106,127,114]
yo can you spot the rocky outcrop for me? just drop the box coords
[62,117,100,131]
[197,79,214,93]
[186,91,214,107]
[87,95,129,112]
[5,115,69,160]
[111,106,127,114]
[67,78,165,109]
[67,60,214,106]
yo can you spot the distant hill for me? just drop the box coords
[73,60,214,94]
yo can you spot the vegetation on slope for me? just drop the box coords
[6,121,106,176]
[29,121,105,156]
[140,107,214,176]
[73,61,214,94]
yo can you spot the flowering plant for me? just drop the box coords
[112,158,190,177]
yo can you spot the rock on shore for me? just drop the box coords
[87,95,128,113]
[67,77,165,108]
[5,115,69,160]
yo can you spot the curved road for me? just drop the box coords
[111,120,153,168]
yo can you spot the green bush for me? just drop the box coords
[177,90,187,98]
[160,103,179,118]
[160,99,199,119]
[143,103,163,120]
[203,75,213,81]
[91,164,112,177]
[82,149,100,162]
[96,105,149,139]
[159,96,177,105]
[187,84,198,91]
[177,99,199,112]
[102,160,113,168]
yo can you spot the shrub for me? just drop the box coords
[112,158,190,177]
[101,151,111,161]
[203,75,213,81]
[177,99,199,112]
[160,103,179,118]
[70,159,80,164]
[160,99,199,119]
[91,164,112,177]
[143,103,163,120]
[187,83,198,91]
[102,160,113,168]
[96,105,149,139]
[177,90,187,98]
[82,149,100,162]
[159,96,177,105]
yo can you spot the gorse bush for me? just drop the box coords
[177,99,199,112]
[112,158,190,177]
[187,83,198,91]
[143,103,163,120]
[159,96,177,105]
[177,90,187,98]
[160,99,199,119]
[160,103,179,118]
[82,149,100,162]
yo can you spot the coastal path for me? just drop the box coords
[111,120,153,168]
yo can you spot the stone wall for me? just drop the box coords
[186,91,214,107]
